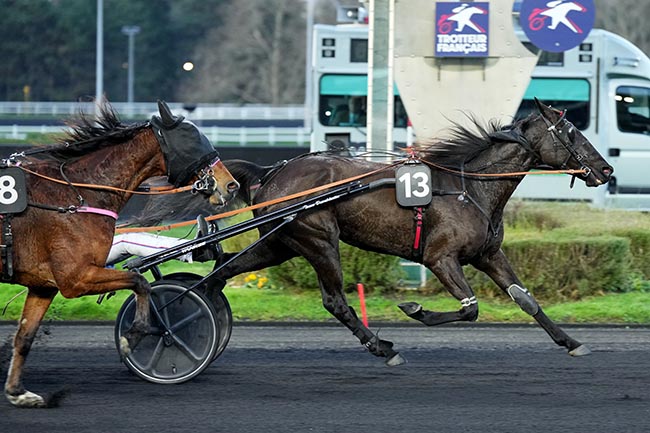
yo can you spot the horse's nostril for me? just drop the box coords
[227,181,240,192]
[602,166,614,177]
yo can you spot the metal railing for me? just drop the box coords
[0,101,306,120]
[0,124,311,147]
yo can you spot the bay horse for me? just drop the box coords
[1,101,238,408]
[215,99,612,365]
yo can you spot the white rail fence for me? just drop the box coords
[0,125,311,147]
[0,102,306,120]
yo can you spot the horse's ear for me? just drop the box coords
[157,100,177,128]
[533,97,549,114]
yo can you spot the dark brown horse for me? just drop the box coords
[1,101,238,408]
[214,99,612,365]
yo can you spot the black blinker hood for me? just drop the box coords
[150,109,219,187]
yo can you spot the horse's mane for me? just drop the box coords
[416,115,527,166]
[37,101,149,161]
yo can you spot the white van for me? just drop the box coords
[513,29,650,210]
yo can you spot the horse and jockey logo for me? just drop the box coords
[435,2,489,57]
[520,0,595,52]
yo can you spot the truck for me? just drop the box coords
[310,12,650,210]
[514,28,650,210]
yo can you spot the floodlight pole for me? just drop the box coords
[121,25,141,105]
[95,0,104,113]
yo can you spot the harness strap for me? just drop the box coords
[116,162,401,234]
[17,166,194,195]
[1,215,14,281]
[412,207,424,259]
[27,202,118,219]
[77,206,118,220]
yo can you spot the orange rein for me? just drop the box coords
[420,159,587,178]
[17,165,194,195]
[115,162,401,233]
[115,157,587,235]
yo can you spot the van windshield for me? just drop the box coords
[318,74,409,127]
[616,86,650,134]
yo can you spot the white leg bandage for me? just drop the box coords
[460,296,477,307]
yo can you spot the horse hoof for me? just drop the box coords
[569,345,591,357]
[119,336,131,356]
[6,390,46,408]
[385,352,407,367]
[398,302,422,316]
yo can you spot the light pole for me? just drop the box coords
[95,0,103,114]
[303,0,314,132]
[121,25,141,105]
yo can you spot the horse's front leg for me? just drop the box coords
[399,256,479,326]
[56,265,152,356]
[473,249,589,356]
[4,288,62,408]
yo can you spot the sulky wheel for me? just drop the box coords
[114,280,219,384]
[163,273,233,361]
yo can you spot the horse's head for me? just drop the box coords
[151,101,239,206]
[529,98,613,187]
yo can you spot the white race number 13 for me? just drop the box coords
[398,171,430,199]
[395,165,433,207]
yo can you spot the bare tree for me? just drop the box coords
[178,0,328,103]
[594,0,650,56]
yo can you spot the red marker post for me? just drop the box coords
[356,283,368,327]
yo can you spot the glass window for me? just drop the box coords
[318,74,408,127]
[515,78,590,130]
[350,39,368,63]
[616,86,650,134]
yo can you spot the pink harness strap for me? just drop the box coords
[77,206,118,220]
[413,207,423,250]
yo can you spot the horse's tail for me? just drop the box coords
[223,159,287,204]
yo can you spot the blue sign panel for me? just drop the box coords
[520,0,595,52]
[435,2,489,57]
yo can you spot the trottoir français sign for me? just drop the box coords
[435,2,489,57]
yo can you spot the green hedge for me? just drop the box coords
[266,232,646,302]
[267,243,404,294]
[221,202,649,303]
[612,229,650,279]
[460,235,632,302]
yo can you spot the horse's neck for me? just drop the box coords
[465,141,535,214]
[70,128,164,210]
[114,129,165,191]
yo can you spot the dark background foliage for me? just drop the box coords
[0,0,646,104]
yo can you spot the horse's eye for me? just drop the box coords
[567,127,576,141]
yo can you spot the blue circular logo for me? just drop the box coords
[519,0,595,52]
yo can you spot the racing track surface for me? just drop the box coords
[0,323,649,432]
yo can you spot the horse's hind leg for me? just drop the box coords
[282,229,406,366]
[4,288,59,408]
[473,249,588,356]
[399,256,479,326]
[317,268,406,366]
